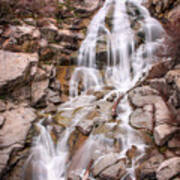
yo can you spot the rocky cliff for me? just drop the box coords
[0,0,180,180]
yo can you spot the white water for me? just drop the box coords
[26,0,164,179]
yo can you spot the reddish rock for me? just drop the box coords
[154,124,178,146]
[156,157,180,180]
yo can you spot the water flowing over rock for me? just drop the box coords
[1,0,180,180]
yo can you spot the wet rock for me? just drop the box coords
[31,79,49,107]
[0,105,36,173]
[92,153,120,177]
[54,114,72,128]
[100,159,127,180]
[130,108,153,131]
[0,50,38,93]
[136,153,164,180]
[147,60,174,79]
[154,124,178,146]
[156,157,180,180]
[76,119,94,136]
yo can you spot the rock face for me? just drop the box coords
[144,0,180,22]
[154,124,178,146]
[92,153,126,179]
[0,50,38,93]
[156,157,180,180]
[0,105,36,175]
[136,153,165,180]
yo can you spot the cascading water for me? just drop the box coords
[26,0,165,179]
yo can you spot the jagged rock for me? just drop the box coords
[0,50,38,93]
[76,119,94,135]
[44,103,57,113]
[129,86,172,125]
[49,79,61,91]
[147,60,174,79]
[40,23,58,42]
[0,105,36,174]
[154,124,178,146]
[148,78,170,98]
[92,153,120,177]
[156,157,180,180]
[31,79,49,107]
[47,89,61,105]
[136,153,164,180]
[130,108,153,131]
[99,159,126,180]
[12,85,31,101]
[74,0,101,13]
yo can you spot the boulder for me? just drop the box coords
[76,119,94,136]
[99,159,126,180]
[154,124,178,146]
[156,157,180,180]
[31,79,49,107]
[0,50,38,93]
[130,108,154,131]
[74,0,101,13]
[92,153,120,177]
[136,153,164,180]
[147,60,174,79]
[129,86,172,125]
[0,105,36,173]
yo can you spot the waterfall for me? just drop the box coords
[26,0,165,179]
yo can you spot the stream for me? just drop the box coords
[25,0,165,179]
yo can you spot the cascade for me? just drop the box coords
[25,0,165,179]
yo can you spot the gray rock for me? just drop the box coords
[76,119,94,135]
[129,86,172,126]
[100,160,126,180]
[0,50,38,93]
[130,108,153,131]
[137,153,164,180]
[0,105,36,173]
[156,157,180,180]
[154,124,178,146]
[92,153,120,177]
[31,79,49,107]
[47,89,61,105]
